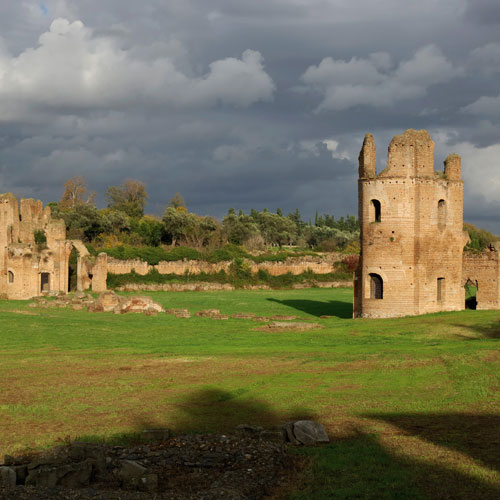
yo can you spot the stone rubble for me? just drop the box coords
[0,422,329,499]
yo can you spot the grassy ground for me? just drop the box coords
[0,288,499,499]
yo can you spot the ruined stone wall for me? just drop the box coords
[354,130,467,318]
[105,256,338,277]
[0,194,92,299]
[462,249,500,309]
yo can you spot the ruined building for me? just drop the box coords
[353,129,469,318]
[0,193,107,299]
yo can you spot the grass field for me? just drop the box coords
[0,288,499,499]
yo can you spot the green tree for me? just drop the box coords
[106,179,148,218]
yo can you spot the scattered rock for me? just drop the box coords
[231,313,255,319]
[271,315,298,321]
[0,467,16,487]
[290,420,329,446]
[195,309,220,317]
[0,429,297,499]
[266,321,322,330]
[252,316,270,322]
[25,459,93,488]
[210,314,228,320]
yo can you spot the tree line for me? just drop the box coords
[48,176,360,252]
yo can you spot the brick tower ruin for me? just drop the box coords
[353,129,468,318]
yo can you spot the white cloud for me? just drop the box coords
[454,140,500,204]
[300,44,460,112]
[462,94,500,116]
[0,18,275,121]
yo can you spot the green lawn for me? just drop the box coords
[0,288,499,499]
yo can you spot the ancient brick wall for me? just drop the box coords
[0,194,92,299]
[354,130,468,318]
[104,255,338,277]
[462,249,500,309]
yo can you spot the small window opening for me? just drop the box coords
[370,273,383,299]
[371,199,381,222]
[41,272,50,292]
[437,277,445,302]
[438,200,446,229]
[8,271,14,284]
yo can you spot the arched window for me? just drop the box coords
[369,273,383,299]
[438,199,446,229]
[370,199,381,222]
[8,271,14,284]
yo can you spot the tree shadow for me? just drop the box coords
[451,322,500,339]
[133,387,316,435]
[364,412,500,474]
[266,298,352,319]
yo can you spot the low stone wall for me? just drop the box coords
[462,250,500,309]
[116,281,352,292]
[106,255,340,277]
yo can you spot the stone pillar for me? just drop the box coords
[92,253,108,292]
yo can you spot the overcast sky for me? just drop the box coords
[1,0,500,230]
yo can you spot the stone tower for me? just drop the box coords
[353,129,468,318]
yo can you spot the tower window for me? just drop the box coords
[371,199,381,222]
[438,200,446,229]
[369,273,383,299]
[8,271,14,284]
[437,277,445,302]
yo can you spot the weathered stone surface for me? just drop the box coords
[292,420,329,446]
[267,321,321,330]
[0,467,16,487]
[252,316,270,322]
[118,459,147,479]
[0,194,105,299]
[195,309,220,317]
[354,130,470,318]
[25,459,93,488]
[271,315,298,320]
[231,312,255,319]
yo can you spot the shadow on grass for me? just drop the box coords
[365,412,500,473]
[266,298,352,318]
[133,387,316,435]
[28,390,500,500]
[292,412,500,500]
[452,322,500,339]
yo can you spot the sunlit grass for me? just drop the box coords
[0,288,499,499]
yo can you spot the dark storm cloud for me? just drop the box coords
[1,0,500,231]
[465,0,500,25]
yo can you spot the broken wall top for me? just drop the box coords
[0,193,66,245]
[358,129,462,181]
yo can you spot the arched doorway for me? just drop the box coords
[464,278,477,310]
[68,246,79,292]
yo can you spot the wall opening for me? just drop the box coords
[464,279,477,310]
[437,277,445,302]
[370,199,381,222]
[369,273,383,299]
[438,199,446,229]
[68,247,79,292]
[41,272,50,293]
[8,271,14,284]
